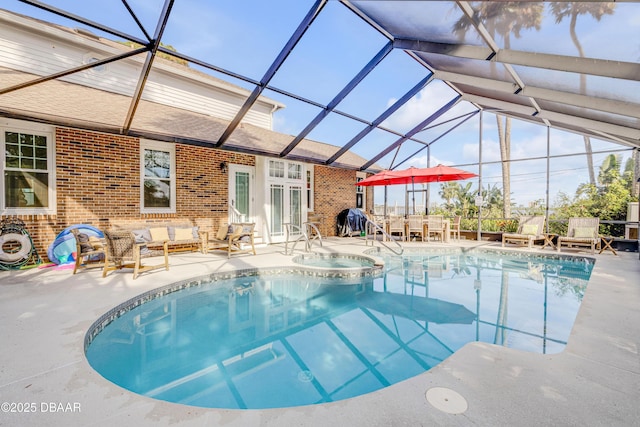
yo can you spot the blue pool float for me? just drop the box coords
[47,224,104,265]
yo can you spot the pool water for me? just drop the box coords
[86,249,592,410]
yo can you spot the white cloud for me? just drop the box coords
[382,83,459,131]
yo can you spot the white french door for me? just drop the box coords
[269,183,303,242]
[229,165,254,222]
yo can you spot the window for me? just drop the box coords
[288,163,301,180]
[1,120,55,215]
[356,172,366,210]
[269,160,284,178]
[306,167,314,211]
[141,139,175,213]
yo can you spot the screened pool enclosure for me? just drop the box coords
[1,0,639,219]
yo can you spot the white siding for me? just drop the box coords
[0,10,279,130]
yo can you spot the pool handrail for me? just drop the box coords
[364,218,403,255]
[305,222,323,248]
[284,222,323,255]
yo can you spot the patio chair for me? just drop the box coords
[71,228,105,274]
[371,214,387,229]
[426,215,445,242]
[387,215,405,241]
[307,213,325,237]
[102,230,169,279]
[557,217,600,254]
[450,216,461,241]
[502,216,546,249]
[407,215,424,242]
[206,223,256,258]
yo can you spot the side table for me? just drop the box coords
[541,233,557,250]
[598,235,617,255]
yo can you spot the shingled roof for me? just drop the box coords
[0,66,373,171]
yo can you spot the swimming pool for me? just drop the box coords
[85,248,592,410]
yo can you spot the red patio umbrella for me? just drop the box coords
[357,164,478,214]
[356,169,401,187]
[358,165,477,186]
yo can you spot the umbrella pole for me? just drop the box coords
[405,185,408,216]
[384,186,388,216]
[425,183,429,215]
[411,177,416,214]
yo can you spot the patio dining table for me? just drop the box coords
[376,216,451,242]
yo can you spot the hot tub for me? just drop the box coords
[292,253,381,269]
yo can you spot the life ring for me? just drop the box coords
[0,232,32,263]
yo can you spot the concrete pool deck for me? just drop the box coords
[0,238,638,426]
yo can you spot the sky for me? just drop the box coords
[5,0,637,210]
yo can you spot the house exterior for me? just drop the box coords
[0,10,373,261]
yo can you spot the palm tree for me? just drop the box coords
[598,154,621,187]
[456,181,477,217]
[482,184,504,211]
[496,115,511,219]
[452,2,543,219]
[549,3,616,186]
[622,155,638,195]
[439,182,461,213]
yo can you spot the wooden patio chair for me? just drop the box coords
[387,215,405,241]
[71,228,105,274]
[206,223,256,258]
[557,217,600,254]
[450,216,461,241]
[407,214,424,241]
[426,215,445,242]
[102,230,169,279]
[502,216,546,249]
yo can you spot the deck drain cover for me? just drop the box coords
[426,387,468,414]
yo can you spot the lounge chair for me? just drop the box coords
[206,223,256,258]
[502,216,546,249]
[102,230,169,279]
[557,217,600,254]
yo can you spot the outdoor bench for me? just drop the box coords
[111,220,206,254]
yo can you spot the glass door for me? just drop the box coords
[289,185,302,229]
[269,183,303,242]
[229,165,254,222]
[265,159,306,243]
[270,184,284,237]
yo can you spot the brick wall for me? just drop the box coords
[13,127,253,262]
[6,127,366,262]
[313,166,370,236]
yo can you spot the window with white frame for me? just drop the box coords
[1,120,55,215]
[356,172,366,210]
[269,160,285,178]
[288,163,302,180]
[140,139,175,213]
[306,166,314,211]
